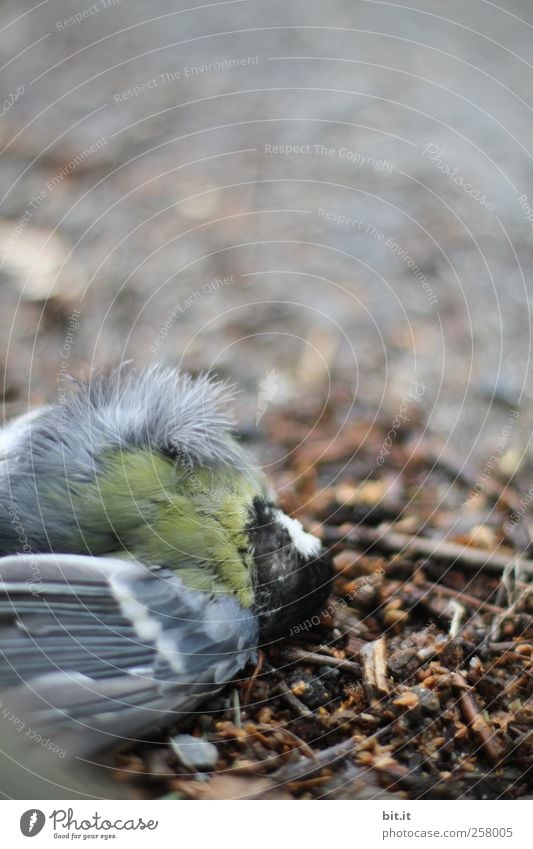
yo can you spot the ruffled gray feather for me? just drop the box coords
[0,366,251,555]
[11,365,245,472]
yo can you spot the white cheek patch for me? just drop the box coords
[275,510,322,558]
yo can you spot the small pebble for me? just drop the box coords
[170,734,219,772]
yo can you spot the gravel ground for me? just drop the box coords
[0,0,532,474]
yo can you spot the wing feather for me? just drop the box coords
[0,553,257,757]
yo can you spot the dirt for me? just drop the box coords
[0,0,531,800]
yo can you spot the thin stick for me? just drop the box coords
[241,650,264,706]
[275,678,312,718]
[325,525,533,576]
[282,647,361,677]
[232,688,242,729]
[418,579,504,615]
[448,600,466,639]
[271,737,356,783]
[452,673,504,764]
[260,658,314,718]
[271,722,394,784]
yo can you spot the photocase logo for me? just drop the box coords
[20,809,45,837]
[256,369,279,425]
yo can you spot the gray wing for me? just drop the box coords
[0,554,257,758]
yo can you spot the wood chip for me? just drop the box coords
[360,637,390,699]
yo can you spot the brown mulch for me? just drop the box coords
[113,397,532,800]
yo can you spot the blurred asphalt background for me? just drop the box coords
[0,0,532,475]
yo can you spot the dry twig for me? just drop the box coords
[452,673,505,764]
[326,525,533,576]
